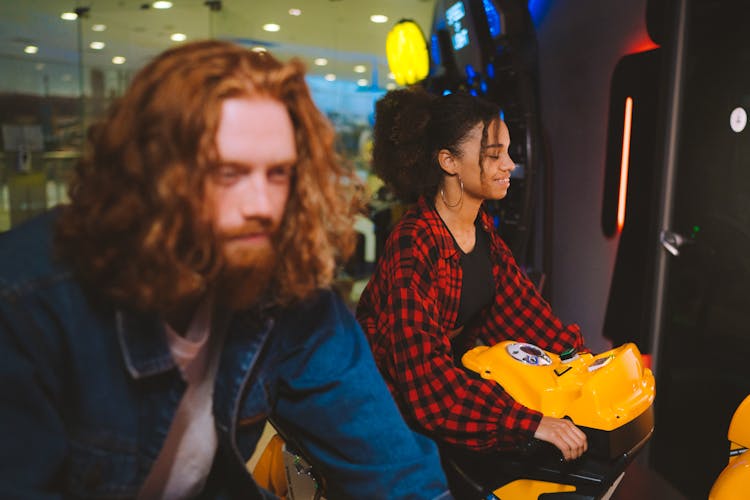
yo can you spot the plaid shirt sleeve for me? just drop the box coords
[475,220,586,354]
[357,215,543,452]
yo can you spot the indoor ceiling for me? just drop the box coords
[0,0,437,90]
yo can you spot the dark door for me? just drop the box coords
[651,1,750,497]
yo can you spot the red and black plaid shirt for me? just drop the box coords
[356,197,585,452]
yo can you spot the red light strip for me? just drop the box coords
[617,97,633,233]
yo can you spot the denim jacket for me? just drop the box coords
[0,211,451,500]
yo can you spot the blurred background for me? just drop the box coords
[2,1,749,498]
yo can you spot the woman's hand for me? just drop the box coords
[533,416,588,461]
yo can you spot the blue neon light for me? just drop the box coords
[528,0,553,27]
[482,0,502,37]
[430,33,442,66]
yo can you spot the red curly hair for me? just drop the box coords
[56,40,357,312]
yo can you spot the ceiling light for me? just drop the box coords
[386,82,397,90]
[152,1,173,9]
[357,79,368,86]
[288,8,302,16]
[24,45,38,54]
[353,65,366,73]
[263,23,281,32]
[170,33,187,42]
[324,74,336,82]
[314,58,328,66]
[89,41,105,50]
[388,72,395,80]
[112,56,126,64]
[251,46,267,53]
[92,24,107,32]
[61,12,78,20]
[370,14,388,24]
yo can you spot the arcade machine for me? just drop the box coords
[427,0,549,285]
[601,0,750,497]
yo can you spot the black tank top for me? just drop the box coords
[447,217,494,368]
[455,218,494,327]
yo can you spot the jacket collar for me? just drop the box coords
[417,196,458,261]
[116,309,176,379]
[115,300,276,380]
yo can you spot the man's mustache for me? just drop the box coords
[219,218,276,239]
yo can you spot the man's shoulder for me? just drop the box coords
[0,209,72,294]
[281,288,345,319]
[271,289,357,341]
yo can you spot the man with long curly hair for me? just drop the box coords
[0,40,450,499]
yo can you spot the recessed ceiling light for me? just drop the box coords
[89,41,105,50]
[353,65,366,73]
[324,74,336,82]
[61,12,78,20]
[112,56,126,64]
[153,1,173,9]
[314,58,328,66]
[288,8,302,16]
[263,23,281,32]
[357,79,368,86]
[24,45,38,54]
[251,46,267,53]
[92,24,107,32]
[370,14,388,23]
[170,33,187,42]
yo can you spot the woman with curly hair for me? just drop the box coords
[356,87,589,489]
[0,41,451,499]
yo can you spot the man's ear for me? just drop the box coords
[437,149,459,176]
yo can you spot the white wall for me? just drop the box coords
[536,0,653,353]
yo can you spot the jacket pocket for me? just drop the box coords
[66,432,141,499]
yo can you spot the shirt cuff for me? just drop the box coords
[508,402,543,445]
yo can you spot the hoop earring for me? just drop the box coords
[440,176,463,208]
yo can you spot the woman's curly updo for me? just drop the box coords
[372,87,500,203]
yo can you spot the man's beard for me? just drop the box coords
[216,223,279,311]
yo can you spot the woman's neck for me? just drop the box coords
[434,194,482,253]
[434,193,482,232]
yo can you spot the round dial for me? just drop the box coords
[506,342,552,366]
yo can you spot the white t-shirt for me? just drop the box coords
[137,298,224,500]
